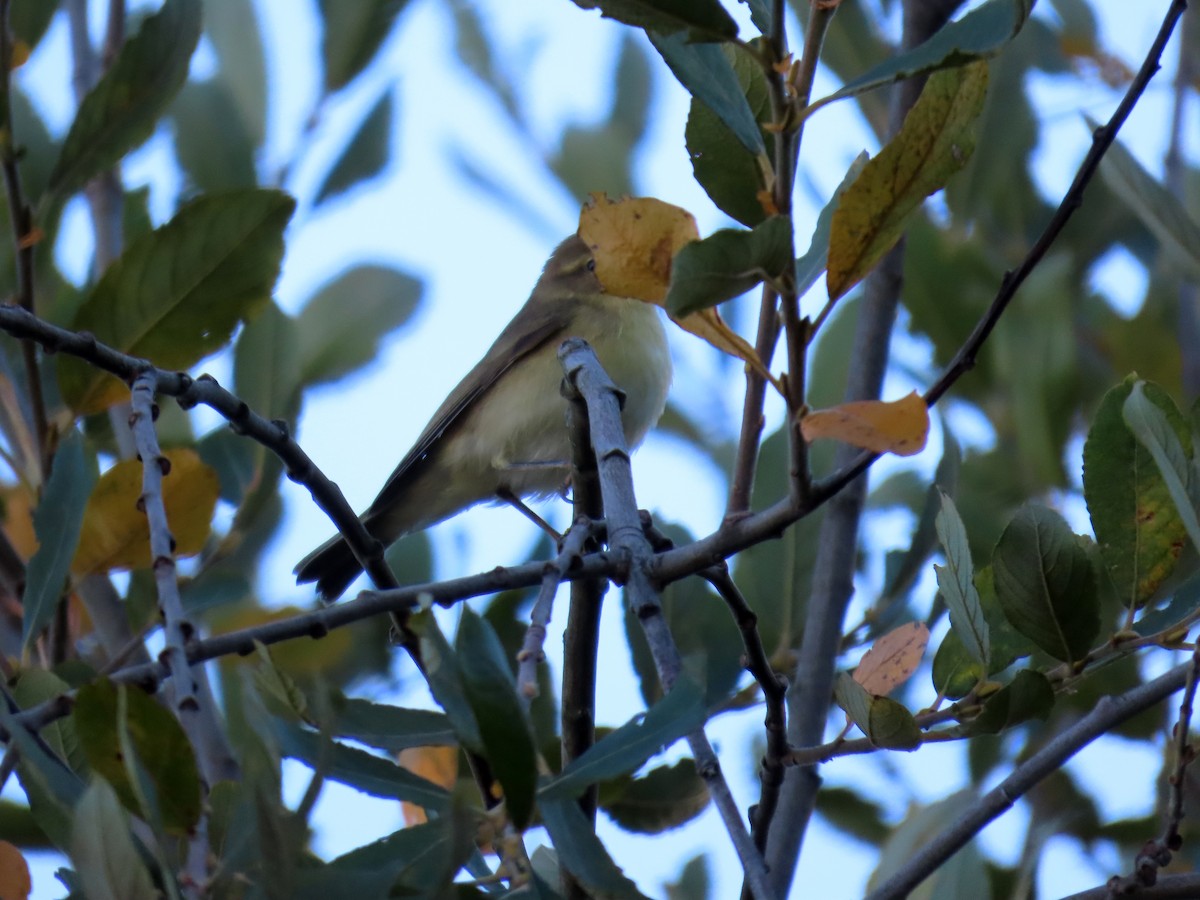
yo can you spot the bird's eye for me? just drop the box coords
[586,259,596,271]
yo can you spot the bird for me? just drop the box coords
[294,233,672,600]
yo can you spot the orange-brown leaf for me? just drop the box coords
[853,621,929,696]
[801,391,928,456]
[0,840,31,900]
[399,745,459,826]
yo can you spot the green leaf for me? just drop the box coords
[738,0,771,34]
[541,675,706,801]
[0,702,82,850]
[932,566,1034,699]
[46,0,202,205]
[330,697,456,752]
[410,611,483,752]
[664,217,792,317]
[795,152,869,298]
[70,778,158,900]
[319,0,416,92]
[455,607,537,831]
[814,787,890,846]
[296,265,422,388]
[1133,572,1200,638]
[271,718,449,811]
[71,680,202,835]
[329,818,470,892]
[814,0,1031,114]
[314,90,394,205]
[599,759,709,834]
[1097,129,1200,279]
[684,43,772,226]
[572,0,737,41]
[649,32,764,155]
[992,505,1100,663]
[934,490,990,667]
[826,60,988,300]
[204,0,268,146]
[23,432,94,650]
[539,796,651,899]
[10,0,60,51]
[11,670,88,777]
[833,674,922,750]
[58,189,295,414]
[969,669,1054,734]
[1123,381,1200,556]
[1084,376,1191,607]
[171,79,258,192]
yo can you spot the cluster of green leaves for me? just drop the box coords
[3,0,1200,897]
[0,0,435,894]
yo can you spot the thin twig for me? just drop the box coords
[517,518,594,701]
[0,0,49,476]
[1104,642,1200,894]
[726,2,837,517]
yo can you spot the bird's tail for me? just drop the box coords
[294,533,364,601]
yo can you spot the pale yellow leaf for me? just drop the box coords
[853,621,930,696]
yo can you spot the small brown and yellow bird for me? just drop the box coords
[294,234,672,600]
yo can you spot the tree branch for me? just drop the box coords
[866,661,1193,900]
[559,338,777,900]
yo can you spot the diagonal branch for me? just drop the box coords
[866,660,1194,900]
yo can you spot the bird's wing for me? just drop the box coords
[364,302,564,517]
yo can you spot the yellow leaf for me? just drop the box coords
[801,391,929,456]
[9,41,30,70]
[578,194,699,302]
[671,308,780,391]
[399,745,459,826]
[826,62,988,301]
[72,448,219,574]
[0,840,31,900]
[853,621,929,696]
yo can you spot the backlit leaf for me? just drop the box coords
[853,622,929,696]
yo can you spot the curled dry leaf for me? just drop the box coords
[801,390,929,456]
[578,193,776,389]
[853,621,930,696]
